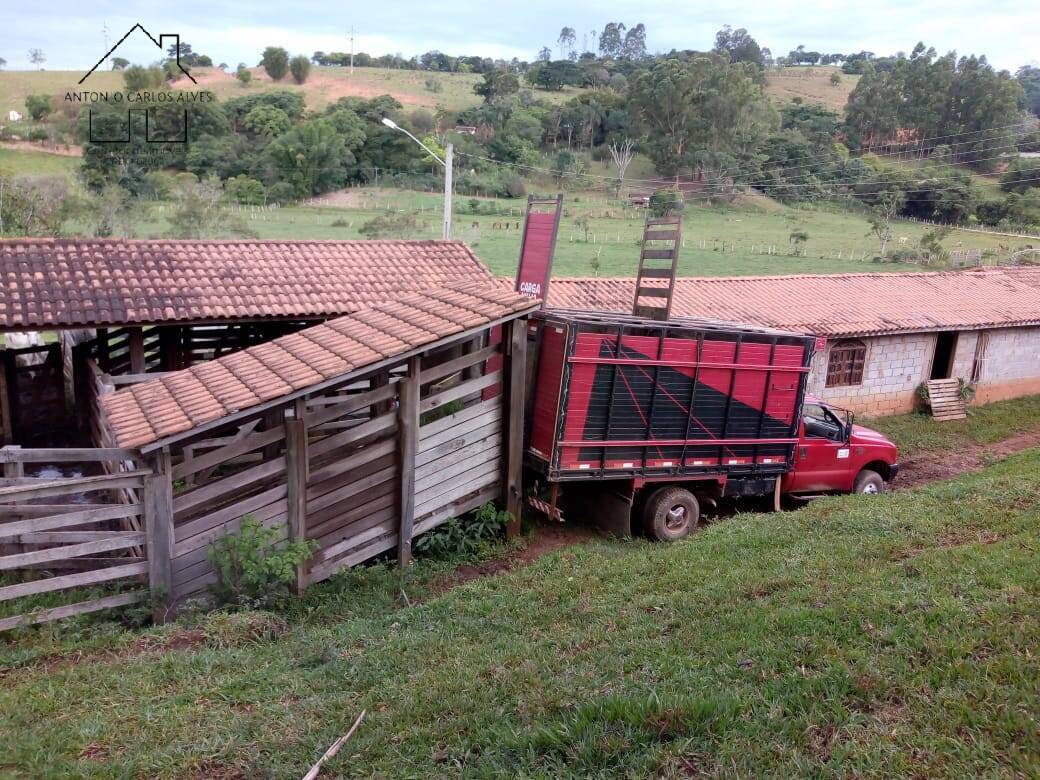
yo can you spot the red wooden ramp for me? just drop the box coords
[514,194,564,303]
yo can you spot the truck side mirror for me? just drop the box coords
[845,412,855,441]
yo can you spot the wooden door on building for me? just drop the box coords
[2,344,69,444]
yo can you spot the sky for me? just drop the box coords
[2,0,1037,73]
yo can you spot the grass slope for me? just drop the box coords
[0,146,79,178]
[1,450,1037,777]
[763,66,858,112]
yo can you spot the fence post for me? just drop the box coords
[285,399,309,594]
[397,356,421,567]
[2,445,23,479]
[503,318,528,538]
[143,447,174,623]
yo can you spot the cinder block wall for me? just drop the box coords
[974,326,1040,403]
[809,334,933,416]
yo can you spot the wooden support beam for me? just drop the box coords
[503,318,528,538]
[128,327,146,373]
[396,356,420,567]
[143,448,174,623]
[285,399,309,594]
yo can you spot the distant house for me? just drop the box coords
[7,110,21,122]
[543,267,1040,416]
[453,125,478,136]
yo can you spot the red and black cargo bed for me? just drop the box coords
[526,309,816,481]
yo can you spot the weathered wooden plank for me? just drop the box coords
[397,356,420,568]
[413,484,499,536]
[0,561,149,602]
[635,286,671,298]
[417,420,501,469]
[308,412,396,460]
[0,503,142,539]
[419,343,500,385]
[414,437,501,493]
[307,489,396,545]
[305,438,396,487]
[419,371,502,415]
[307,528,399,584]
[0,471,148,502]
[306,461,396,515]
[0,447,138,463]
[416,432,501,478]
[644,230,679,241]
[285,410,308,594]
[173,483,287,545]
[0,533,145,570]
[173,502,289,579]
[504,318,528,537]
[172,456,286,518]
[16,530,136,543]
[172,424,282,480]
[415,460,501,518]
[639,251,676,262]
[144,449,174,622]
[311,505,397,564]
[0,590,148,633]
[418,403,502,452]
[304,382,397,429]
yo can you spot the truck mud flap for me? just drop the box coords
[564,485,634,539]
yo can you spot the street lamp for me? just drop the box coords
[381,117,453,240]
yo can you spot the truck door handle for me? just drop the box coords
[799,447,807,459]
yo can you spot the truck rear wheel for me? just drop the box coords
[853,469,885,495]
[643,487,699,542]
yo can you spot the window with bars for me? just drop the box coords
[826,340,866,387]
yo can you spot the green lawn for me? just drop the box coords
[1,450,1037,777]
[0,146,79,178]
[869,394,1040,458]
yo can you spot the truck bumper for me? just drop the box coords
[888,463,900,481]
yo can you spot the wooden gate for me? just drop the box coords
[3,343,69,443]
[0,448,151,631]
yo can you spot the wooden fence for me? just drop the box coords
[0,448,153,631]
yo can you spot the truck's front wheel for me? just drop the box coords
[853,469,885,495]
[643,487,699,542]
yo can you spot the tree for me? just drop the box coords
[28,49,45,69]
[224,175,266,205]
[608,138,635,195]
[598,23,625,59]
[474,69,519,102]
[0,174,72,235]
[242,104,291,137]
[24,94,52,121]
[866,192,905,258]
[829,72,841,86]
[558,27,576,60]
[289,55,311,84]
[1000,159,1040,194]
[123,65,164,92]
[538,47,552,63]
[788,229,809,255]
[261,47,290,81]
[167,175,230,238]
[1016,65,1040,117]
[236,65,252,86]
[0,57,6,71]
[111,57,129,70]
[622,24,647,60]
[713,26,763,68]
[265,118,354,197]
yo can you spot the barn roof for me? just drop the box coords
[102,283,536,450]
[538,267,1040,338]
[0,238,493,330]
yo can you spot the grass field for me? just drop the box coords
[1,446,1036,777]
[0,145,79,178]
[763,65,858,112]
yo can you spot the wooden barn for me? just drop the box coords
[0,239,536,629]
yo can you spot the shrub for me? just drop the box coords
[24,94,52,121]
[266,181,296,204]
[414,502,511,557]
[424,78,443,93]
[358,212,419,238]
[289,55,311,84]
[261,46,290,81]
[235,65,252,86]
[648,188,684,217]
[207,516,316,609]
[224,174,266,205]
[27,126,49,142]
[122,65,164,92]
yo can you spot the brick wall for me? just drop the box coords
[808,326,1040,416]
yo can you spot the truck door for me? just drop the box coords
[786,402,851,493]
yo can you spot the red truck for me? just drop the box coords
[524,308,899,540]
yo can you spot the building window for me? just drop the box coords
[826,340,866,387]
[970,331,989,383]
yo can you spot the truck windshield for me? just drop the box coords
[803,403,845,441]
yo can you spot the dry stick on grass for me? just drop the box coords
[301,709,367,780]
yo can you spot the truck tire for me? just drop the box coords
[853,469,885,495]
[643,487,699,542]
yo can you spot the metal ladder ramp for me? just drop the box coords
[926,378,967,421]
[632,216,682,320]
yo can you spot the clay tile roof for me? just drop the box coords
[533,267,1040,338]
[102,283,537,449]
[0,239,493,329]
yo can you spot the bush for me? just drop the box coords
[27,126,49,142]
[266,181,296,204]
[224,174,266,205]
[261,46,290,81]
[236,65,252,86]
[123,65,164,92]
[424,78,443,93]
[207,516,316,609]
[289,55,311,84]
[24,94,52,121]
[141,170,176,199]
[648,188,684,217]
[358,212,419,238]
[413,502,511,557]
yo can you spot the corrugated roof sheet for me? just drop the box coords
[0,238,492,329]
[102,283,536,449]
[538,267,1040,337]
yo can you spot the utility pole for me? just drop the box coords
[443,143,453,240]
[350,26,355,74]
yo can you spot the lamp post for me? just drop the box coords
[381,117,453,240]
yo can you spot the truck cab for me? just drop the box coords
[782,397,900,495]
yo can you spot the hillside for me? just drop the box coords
[1,446,1037,777]
[764,65,858,112]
